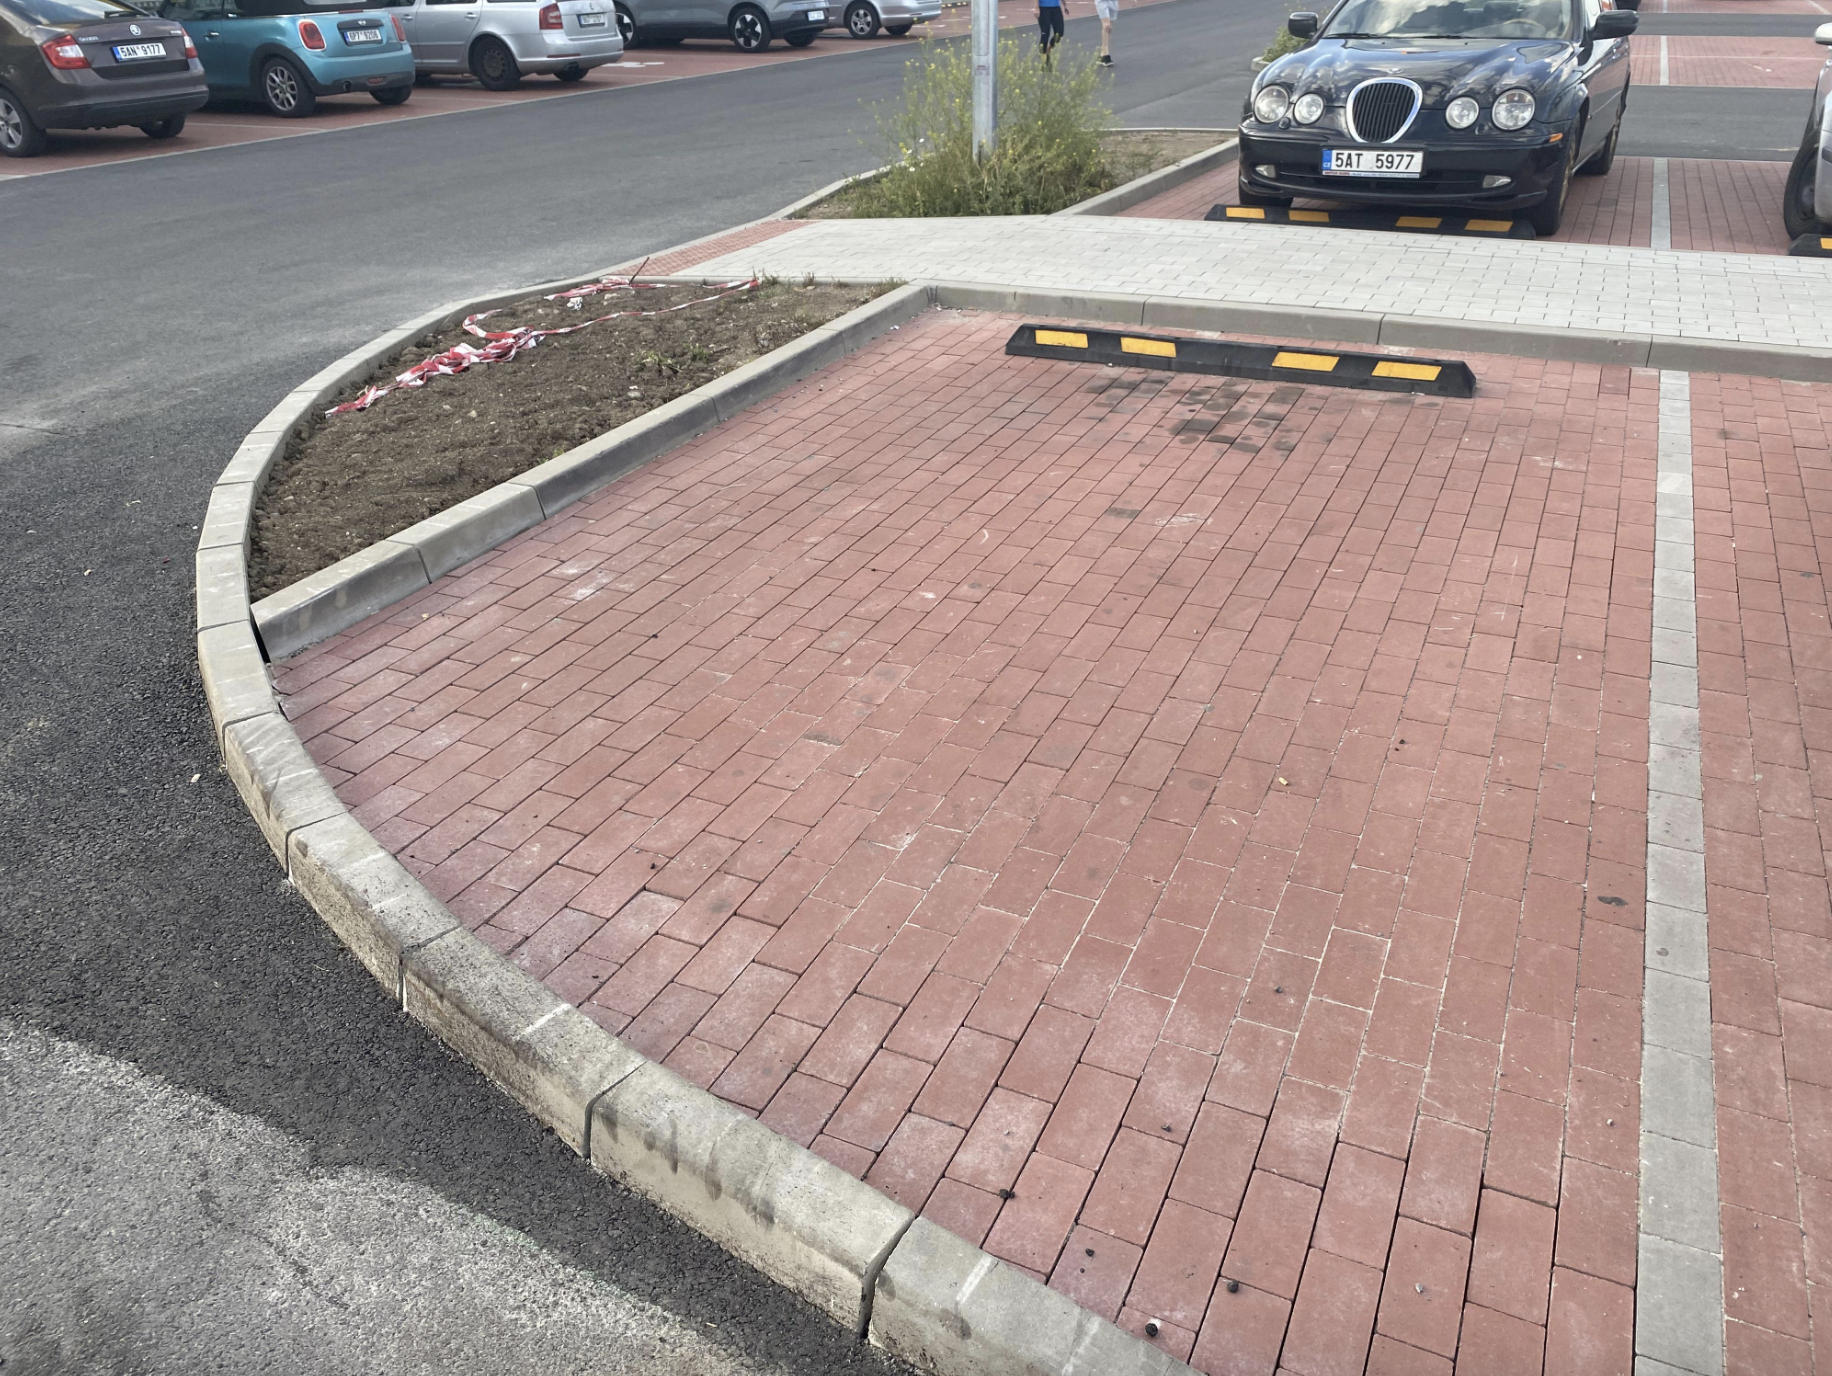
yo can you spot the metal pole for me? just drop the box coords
[971,0,996,161]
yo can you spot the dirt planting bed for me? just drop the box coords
[249,279,887,599]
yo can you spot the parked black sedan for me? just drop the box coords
[1238,0,1637,235]
[0,0,206,156]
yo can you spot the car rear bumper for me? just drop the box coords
[500,29,625,68]
[30,69,210,130]
[299,48,416,94]
[876,0,942,20]
[1238,125,1569,210]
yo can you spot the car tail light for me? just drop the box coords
[298,17,326,47]
[41,33,89,68]
[539,3,563,27]
[183,31,198,57]
[390,12,405,39]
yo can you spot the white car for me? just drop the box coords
[839,0,937,38]
[385,0,623,88]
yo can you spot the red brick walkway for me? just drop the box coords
[1123,155,1794,255]
[276,309,1656,1373]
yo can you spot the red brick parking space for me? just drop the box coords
[274,307,1657,1374]
[1689,376,1832,1376]
[1124,155,1795,254]
[1630,35,1823,88]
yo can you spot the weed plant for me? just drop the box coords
[849,36,1118,217]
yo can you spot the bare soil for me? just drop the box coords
[798,127,1232,218]
[250,280,886,599]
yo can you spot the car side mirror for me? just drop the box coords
[1589,10,1636,38]
[1816,19,1832,43]
[1287,11,1318,37]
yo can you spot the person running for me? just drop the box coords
[1038,0,1064,63]
[1096,0,1115,64]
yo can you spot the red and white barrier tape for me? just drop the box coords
[326,276,759,417]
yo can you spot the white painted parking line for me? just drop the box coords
[1660,34,1670,85]
[1635,370,1726,1376]
[1652,156,1672,250]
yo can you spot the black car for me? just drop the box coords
[1238,0,1638,236]
[0,0,207,156]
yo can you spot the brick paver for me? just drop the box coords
[1687,374,1832,1376]
[1631,35,1824,88]
[277,307,1660,1372]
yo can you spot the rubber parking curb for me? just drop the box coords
[1206,202,1536,239]
[1789,231,1832,257]
[1006,320,1477,396]
[198,275,1198,1376]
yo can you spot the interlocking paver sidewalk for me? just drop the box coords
[684,214,1832,348]
[276,308,1663,1373]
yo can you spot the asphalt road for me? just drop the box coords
[0,3,1293,1371]
[1622,86,1806,161]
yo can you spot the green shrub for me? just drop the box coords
[1259,23,1304,65]
[849,36,1116,218]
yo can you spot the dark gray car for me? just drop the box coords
[0,0,207,155]
[613,0,831,51]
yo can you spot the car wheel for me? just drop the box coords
[1579,111,1619,176]
[1526,137,1575,236]
[140,112,186,139]
[730,4,771,50]
[471,35,521,89]
[1236,179,1291,209]
[846,1,879,36]
[1785,136,1823,238]
[372,83,412,104]
[885,21,910,32]
[784,28,815,43]
[261,56,316,118]
[614,4,638,43]
[0,86,46,158]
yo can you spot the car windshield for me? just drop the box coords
[9,0,144,20]
[1323,0,1571,39]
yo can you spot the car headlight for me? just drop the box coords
[1292,92,1324,124]
[1492,88,1535,131]
[1253,85,1291,124]
[1445,95,1479,130]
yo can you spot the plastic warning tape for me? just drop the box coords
[1008,324,1477,398]
[1205,203,1536,240]
[326,277,759,417]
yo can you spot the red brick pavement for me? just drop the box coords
[1122,155,1797,255]
[1689,376,1832,1376]
[1630,35,1824,88]
[275,309,1657,1373]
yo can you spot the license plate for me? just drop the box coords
[343,26,382,41]
[1322,148,1422,178]
[807,8,824,16]
[578,9,606,22]
[112,41,165,59]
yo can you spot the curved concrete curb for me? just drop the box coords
[197,271,1199,1376]
[1053,133,1238,218]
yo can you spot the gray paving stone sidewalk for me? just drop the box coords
[691,216,1832,350]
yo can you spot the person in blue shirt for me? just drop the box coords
[1038,0,1063,62]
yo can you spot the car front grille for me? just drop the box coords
[1348,79,1420,143]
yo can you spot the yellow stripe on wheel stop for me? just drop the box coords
[1034,329,1088,348]
[1289,209,1331,222]
[1225,206,1266,219]
[1396,215,1443,229]
[1121,336,1177,358]
[1272,351,1341,372]
[1372,359,1443,382]
[1466,219,1513,232]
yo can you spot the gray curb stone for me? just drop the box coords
[199,265,1197,1376]
[1054,136,1239,217]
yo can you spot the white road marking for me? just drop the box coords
[1660,34,1669,85]
[1652,156,1672,249]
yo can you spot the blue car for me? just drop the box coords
[156,0,412,116]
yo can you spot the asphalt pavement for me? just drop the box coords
[0,3,1293,1371]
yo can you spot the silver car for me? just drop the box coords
[387,0,621,87]
[613,0,831,51]
[837,0,936,38]
[1785,22,1832,238]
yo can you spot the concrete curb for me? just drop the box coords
[1054,134,1238,217]
[198,271,1198,1376]
[251,279,930,660]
